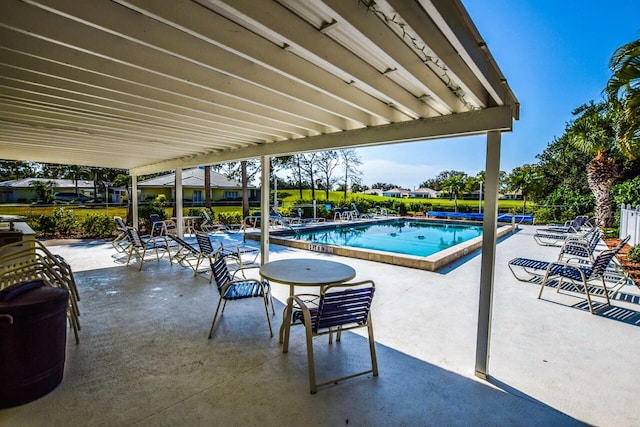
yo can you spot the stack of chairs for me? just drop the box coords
[0,240,81,343]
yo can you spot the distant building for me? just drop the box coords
[362,189,383,196]
[0,178,94,203]
[408,188,440,198]
[381,188,409,198]
[137,167,258,203]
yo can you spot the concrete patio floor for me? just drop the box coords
[2,225,639,426]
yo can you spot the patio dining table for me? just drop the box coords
[259,258,356,342]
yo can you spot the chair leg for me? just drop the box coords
[367,318,379,377]
[208,298,225,338]
[305,324,318,394]
[282,297,294,350]
[262,295,273,337]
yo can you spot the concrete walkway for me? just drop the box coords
[2,225,639,426]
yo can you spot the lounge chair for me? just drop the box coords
[352,203,373,219]
[124,227,171,271]
[207,248,273,339]
[167,235,201,273]
[509,236,631,313]
[538,215,591,234]
[200,210,229,233]
[282,280,378,393]
[112,216,130,253]
[149,214,177,237]
[533,223,599,247]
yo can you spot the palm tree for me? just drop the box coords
[505,165,542,214]
[442,174,466,212]
[605,37,640,163]
[29,179,56,203]
[565,101,623,227]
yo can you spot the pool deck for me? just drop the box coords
[249,217,515,271]
[2,225,640,426]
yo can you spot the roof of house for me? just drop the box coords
[0,178,94,189]
[409,187,439,195]
[137,167,255,189]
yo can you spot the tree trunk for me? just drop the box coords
[296,157,303,199]
[241,161,249,219]
[204,165,211,209]
[586,152,619,227]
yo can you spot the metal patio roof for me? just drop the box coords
[0,0,518,176]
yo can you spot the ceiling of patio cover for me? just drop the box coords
[0,0,518,175]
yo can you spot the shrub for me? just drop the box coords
[33,207,79,235]
[627,245,640,263]
[82,213,117,238]
[217,212,242,225]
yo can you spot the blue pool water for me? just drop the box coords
[283,219,483,257]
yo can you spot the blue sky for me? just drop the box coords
[358,0,640,189]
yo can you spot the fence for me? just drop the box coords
[619,204,640,246]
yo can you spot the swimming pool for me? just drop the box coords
[281,220,483,257]
[260,218,515,271]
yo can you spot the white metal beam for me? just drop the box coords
[475,130,501,379]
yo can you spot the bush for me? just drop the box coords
[82,213,117,238]
[217,212,242,225]
[33,207,80,235]
[627,245,640,263]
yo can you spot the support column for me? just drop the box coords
[260,156,271,264]
[475,131,501,379]
[175,168,183,237]
[131,175,138,229]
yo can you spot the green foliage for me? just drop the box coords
[81,213,117,238]
[627,245,640,263]
[539,186,595,220]
[217,212,242,225]
[613,176,640,207]
[34,207,79,234]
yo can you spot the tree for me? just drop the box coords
[61,165,92,196]
[339,149,363,199]
[371,182,399,191]
[504,164,542,214]
[299,153,319,199]
[204,165,211,209]
[315,151,340,199]
[29,179,56,203]
[441,173,467,212]
[565,101,637,226]
[605,37,640,177]
[0,160,36,180]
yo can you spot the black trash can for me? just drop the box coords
[0,280,69,409]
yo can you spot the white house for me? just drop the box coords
[408,188,440,198]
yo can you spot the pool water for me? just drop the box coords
[284,219,483,257]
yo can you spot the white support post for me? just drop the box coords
[175,167,184,237]
[260,156,271,265]
[131,175,138,229]
[475,131,501,380]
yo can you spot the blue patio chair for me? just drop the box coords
[124,227,171,271]
[208,249,274,339]
[509,236,631,313]
[352,203,373,219]
[167,235,201,273]
[195,232,260,281]
[200,209,229,233]
[282,280,378,393]
[112,216,130,253]
[149,213,177,237]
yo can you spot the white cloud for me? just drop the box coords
[360,160,441,189]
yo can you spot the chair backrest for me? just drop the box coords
[169,235,199,255]
[114,216,127,230]
[210,250,231,294]
[201,210,212,224]
[351,203,360,215]
[313,282,375,333]
[587,249,618,280]
[150,213,166,226]
[195,232,215,255]
[125,227,144,248]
